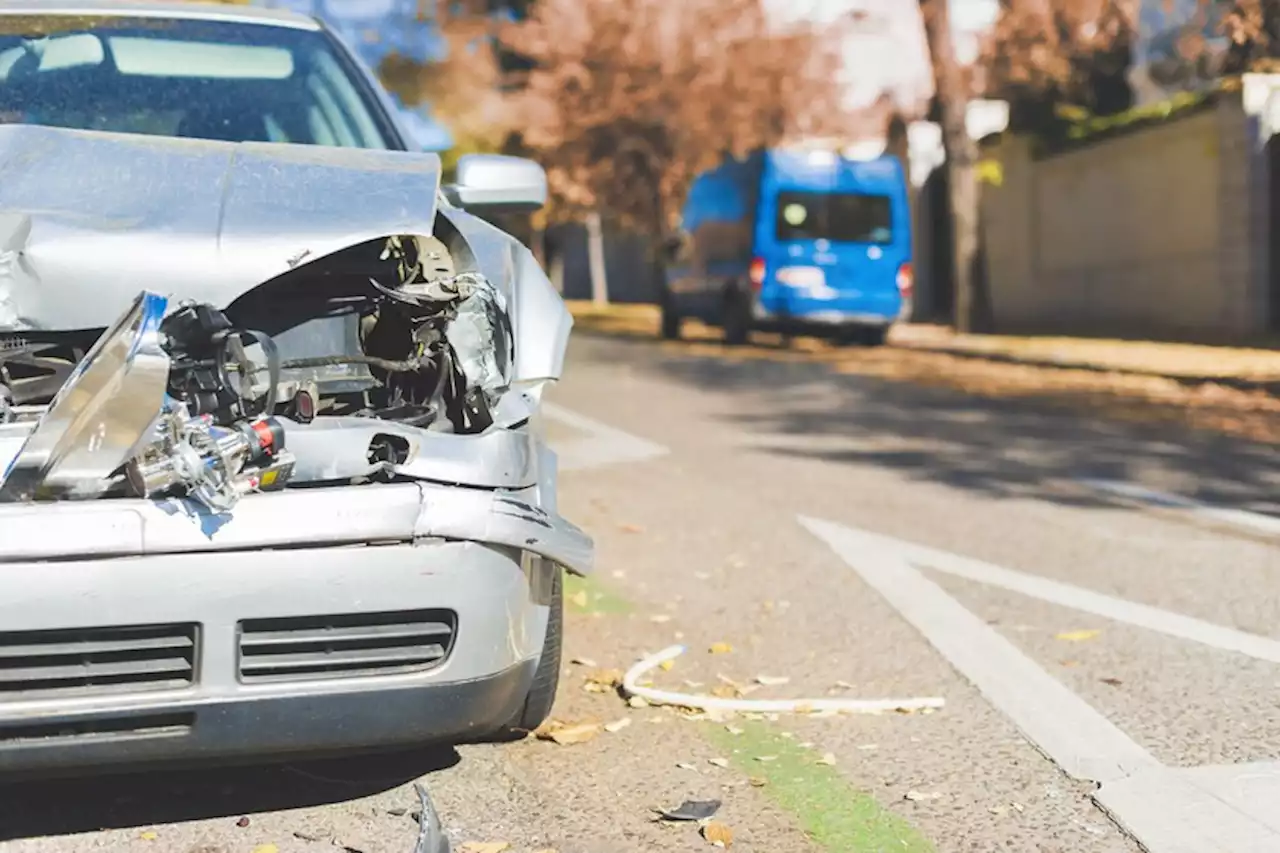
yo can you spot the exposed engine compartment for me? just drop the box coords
[0,231,523,513]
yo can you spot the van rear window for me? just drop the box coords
[775,191,893,244]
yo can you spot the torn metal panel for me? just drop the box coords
[279,416,537,488]
[438,207,573,389]
[0,292,170,502]
[0,124,441,333]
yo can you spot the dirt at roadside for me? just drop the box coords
[565,302,1280,445]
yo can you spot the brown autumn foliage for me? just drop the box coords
[378,1,515,169]
[978,0,1280,127]
[497,0,853,236]
[977,0,1138,127]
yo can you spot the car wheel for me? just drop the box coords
[659,289,683,340]
[836,325,888,348]
[502,565,563,737]
[722,286,752,346]
[856,325,889,347]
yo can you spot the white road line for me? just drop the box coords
[541,402,669,472]
[798,515,1160,784]
[829,524,1280,665]
[799,515,1280,853]
[1094,766,1280,853]
[1077,478,1280,538]
[1178,761,1280,835]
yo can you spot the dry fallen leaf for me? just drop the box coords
[570,656,597,667]
[138,833,158,842]
[904,791,942,802]
[754,675,790,686]
[535,720,601,746]
[604,717,632,733]
[582,668,624,693]
[1055,629,1102,642]
[619,523,645,534]
[755,755,778,762]
[659,659,676,671]
[708,758,730,768]
[816,753,837,766]
[748,776,767,787]
[568,589,589,609]
[250,846,278,853]
[702,821,734,848]
[1100,677,1123,687]
[676,762,699,772]
[725,725,744,735]
[709,642,733,655]
[459,844,511,853]
[711,684,742,699]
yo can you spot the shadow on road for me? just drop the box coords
[602,337,1280,516]
[0,747,459,842]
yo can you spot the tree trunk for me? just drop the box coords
[919,0,988,333]
[586,210,610,306]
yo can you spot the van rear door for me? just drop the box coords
[766,188,907,320]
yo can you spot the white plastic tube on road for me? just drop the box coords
[622,645,946,715]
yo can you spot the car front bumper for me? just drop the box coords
[0,479,591,778]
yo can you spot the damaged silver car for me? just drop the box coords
[0,3,591,777]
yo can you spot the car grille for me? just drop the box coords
[0,623,198,701]
[237,609,457,683]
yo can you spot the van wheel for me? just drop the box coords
[659,290,683,340]
[499,566,563,738]
[858,326,889,347]
[838,325,889,348]
[722,287,752,346]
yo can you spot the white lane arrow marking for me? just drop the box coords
[799,515,1280,853]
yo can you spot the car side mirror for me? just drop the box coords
[442,154,547,215]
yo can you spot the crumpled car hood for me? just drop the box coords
[0,123,441,333]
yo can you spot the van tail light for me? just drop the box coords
[896,262,914,299]
[748,257,765,291]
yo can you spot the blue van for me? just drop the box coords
[661,147,912,346]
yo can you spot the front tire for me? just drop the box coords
[502,566,563,737]
[836,324,889,348]
[659,288,683,340]
[722,286,752,346]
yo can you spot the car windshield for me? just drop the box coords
[0,14,394,149]
[774,190,893,244]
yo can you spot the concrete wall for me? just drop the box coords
[978,87,1276,340]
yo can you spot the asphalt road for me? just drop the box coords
[4,332,1279,853]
